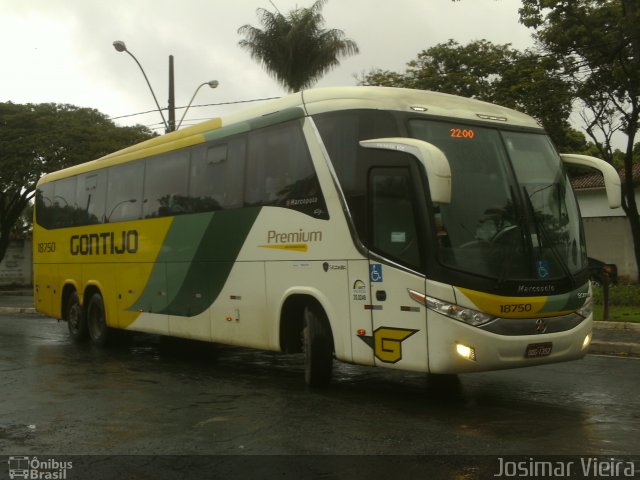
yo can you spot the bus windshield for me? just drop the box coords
[408,119,587,281]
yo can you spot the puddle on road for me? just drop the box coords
[0,423,37,442]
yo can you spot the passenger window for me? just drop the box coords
[106,162,144,222]
[35,183,54,229]
[245,121,328,219]
[76,170,107,225]
[144,152,189,218]
[190,140,245,211]
[52,177,78,228]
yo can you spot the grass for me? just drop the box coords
[592,283,640,323]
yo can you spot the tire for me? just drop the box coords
[303,305,333,387]
[65,291,88,343]
[86,292,110,346]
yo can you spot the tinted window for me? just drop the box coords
[190,139,245,212]
[314,110,398,193]
[314,110,399,236]
[370,168,422,269]
[35,183,54,229]
[52,177,78,228]
[76,170,107,225]
[144,151,189,218]
[106,162,144,223]
[245,121,328,219]
[35,119,329,228]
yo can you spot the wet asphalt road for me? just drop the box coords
[1,314,639,478]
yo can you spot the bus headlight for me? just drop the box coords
[408,289,495,327]
[456,343,476,361]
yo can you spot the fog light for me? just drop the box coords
[582,332,592,350]
[456,343,476,361]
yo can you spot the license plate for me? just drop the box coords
[525,342,552,358]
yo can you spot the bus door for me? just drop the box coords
[365,164,429,372]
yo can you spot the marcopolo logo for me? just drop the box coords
[8,456,73,479]
[70,230,139,256]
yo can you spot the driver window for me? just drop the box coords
[369,168,421,269]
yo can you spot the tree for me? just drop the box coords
[238,0,359,92]
[0,102,153,263]
[358,39,577,151]
[519,0,640,281]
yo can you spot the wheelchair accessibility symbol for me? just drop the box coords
[536,260,550,279]
[370,264,383,283]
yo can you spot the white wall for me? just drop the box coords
[582,217,638,281]
[0,239,32,286]
[575,188,639,281]
[576,188,640,218]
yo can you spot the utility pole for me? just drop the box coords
[114,41,217,134]
[168,55,176,133]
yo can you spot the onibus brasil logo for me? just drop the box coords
[8,456,73,479]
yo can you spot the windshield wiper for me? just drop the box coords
[522,186,574,286]
[495,186,526,288]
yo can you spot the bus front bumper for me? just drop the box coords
[426,312,593,374]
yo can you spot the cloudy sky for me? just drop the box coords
[1,0,535,134]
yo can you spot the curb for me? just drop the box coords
[589,341,640,356]
[0,290,32,297]
[0,307,39,315]
[593,321,640,331]
[591,321,640,356]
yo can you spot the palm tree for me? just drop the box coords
[238,0,359,92]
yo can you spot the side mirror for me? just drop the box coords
[560,154,621,209]
[360,138,452,204]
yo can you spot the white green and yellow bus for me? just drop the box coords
[33,86,621,386]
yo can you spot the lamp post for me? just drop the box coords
[107,198,137,222]
[112,41,169,132]
[177,80,219,130]
[113,41,219,133]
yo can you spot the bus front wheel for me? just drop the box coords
[87,292,110,346]
[303,305,333,387]
[66,291,88,343]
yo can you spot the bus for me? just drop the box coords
[33,86,621,386]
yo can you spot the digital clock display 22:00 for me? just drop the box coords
[449,128,476,139]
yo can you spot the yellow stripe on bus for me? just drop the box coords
[457,287,551,319]
[259,244,308,252]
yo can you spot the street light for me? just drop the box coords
[177,80,219,130]
[106,198,137,222]
[112,40,169,132]
[113,41,218,134]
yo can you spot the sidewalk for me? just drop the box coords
[0,289,37,314]
[0,290,638,356]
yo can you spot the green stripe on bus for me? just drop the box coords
[128,207,261,317]
[202,107,306,142]
[540,283,590,313]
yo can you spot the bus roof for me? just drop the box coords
[38,86,542,184]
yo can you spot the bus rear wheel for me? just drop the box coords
[303,305,333,387]
[87,292,110,346]
[66,291,88,343]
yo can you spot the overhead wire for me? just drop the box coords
[109,96,281,123]
[111,31,639,130]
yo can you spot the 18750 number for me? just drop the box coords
[37,242,56,253]
[500,303,533,314]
